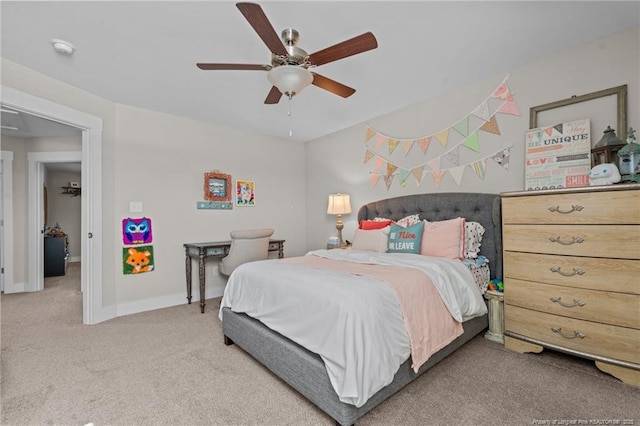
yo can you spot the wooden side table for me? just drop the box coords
[484,290,505,344]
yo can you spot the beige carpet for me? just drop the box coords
[1,263,639,425]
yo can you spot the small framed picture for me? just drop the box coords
[204,171,232,202]
[236,180,255,206]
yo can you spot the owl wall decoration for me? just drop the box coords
[122,217,153,245]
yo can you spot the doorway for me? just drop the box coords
[1,85,109,324]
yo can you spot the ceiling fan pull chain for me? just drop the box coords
[288,97,293,137]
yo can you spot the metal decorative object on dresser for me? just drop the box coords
[501,184,639,387]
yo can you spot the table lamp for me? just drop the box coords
[327,193,352,248]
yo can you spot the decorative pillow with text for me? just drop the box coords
[387,222,424,254]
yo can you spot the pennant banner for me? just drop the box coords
[363,74,517,190]
[368,146,512,190]
[364,74,517,149]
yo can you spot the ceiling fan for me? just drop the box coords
[196,2,378,104]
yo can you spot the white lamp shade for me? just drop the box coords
[327,193,352,215]
[267,65,313,97]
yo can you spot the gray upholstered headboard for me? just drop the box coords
[357,192,502,280]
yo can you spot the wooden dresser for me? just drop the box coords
[501,184,639,386]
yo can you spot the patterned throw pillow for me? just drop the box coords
[464,221,485,259]
[374,214,421,228]
[387,222,424,254]
[395,214,421,228]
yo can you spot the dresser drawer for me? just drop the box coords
[503,224,640,259]
[505,279,640,328]
[503,252,639,294]
[505,305,640,364]
[502,190,640,225]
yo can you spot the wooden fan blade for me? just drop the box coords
[236,2,287,56]
[196,63,270,71]
[308,32,378,67]
[311,73,356,98]
[264,86,283,104]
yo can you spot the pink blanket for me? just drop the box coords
[284,256,463,372]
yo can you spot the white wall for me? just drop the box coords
[305,26,639,251]
[113,104,306,308]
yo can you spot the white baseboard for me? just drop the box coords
[116,286,225,317]
[2,280,25,294]
[68,256,81,263]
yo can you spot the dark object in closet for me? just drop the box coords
[44,236,68,277]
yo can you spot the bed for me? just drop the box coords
[220,192,502,425]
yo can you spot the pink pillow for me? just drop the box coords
[420,218,466,259]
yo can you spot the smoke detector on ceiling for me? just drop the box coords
[51,39,75,55]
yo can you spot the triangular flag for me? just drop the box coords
[411,165,425,184]
[453,118,469,137]
[480,116,501,135]
[365,128,375,143]
[491,147,511,170]
[492,82,510,100]
[388,139,399,155]
[472,101,491,121]
[398,168,411,185]
[471,159,487,180]
[374,156,385,172]
[497,99,520,116]
[383,174,394,190]
[553,123,563,134]
[462,132,481,152]
[419,137,431,154]
[432,170,446,187]
[370,174,380,188]
[435,129,449,148]
[544,127,554,137]
[449,165,466,185]
[402,140,414,156]
[363,149,374,164]
[386,163,398,177]
[427,157,441,172]
[374,134,386,149]
[443,149,460,166]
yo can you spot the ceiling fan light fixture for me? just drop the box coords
[267,65,313,98]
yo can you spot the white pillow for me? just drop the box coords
[351,227,390,252]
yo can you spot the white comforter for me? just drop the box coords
[219,249,487,407]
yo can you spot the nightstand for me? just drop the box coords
[484,290,505,344]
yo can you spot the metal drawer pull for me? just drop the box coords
[548,205,584,214]
[548,236,584,245]
[550,296,586,308]
[549,266,585,276]
[551,327,586,339]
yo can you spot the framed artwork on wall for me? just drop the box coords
[236,180,255,206]
[530,85,627,144]
[204,171,232,202]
